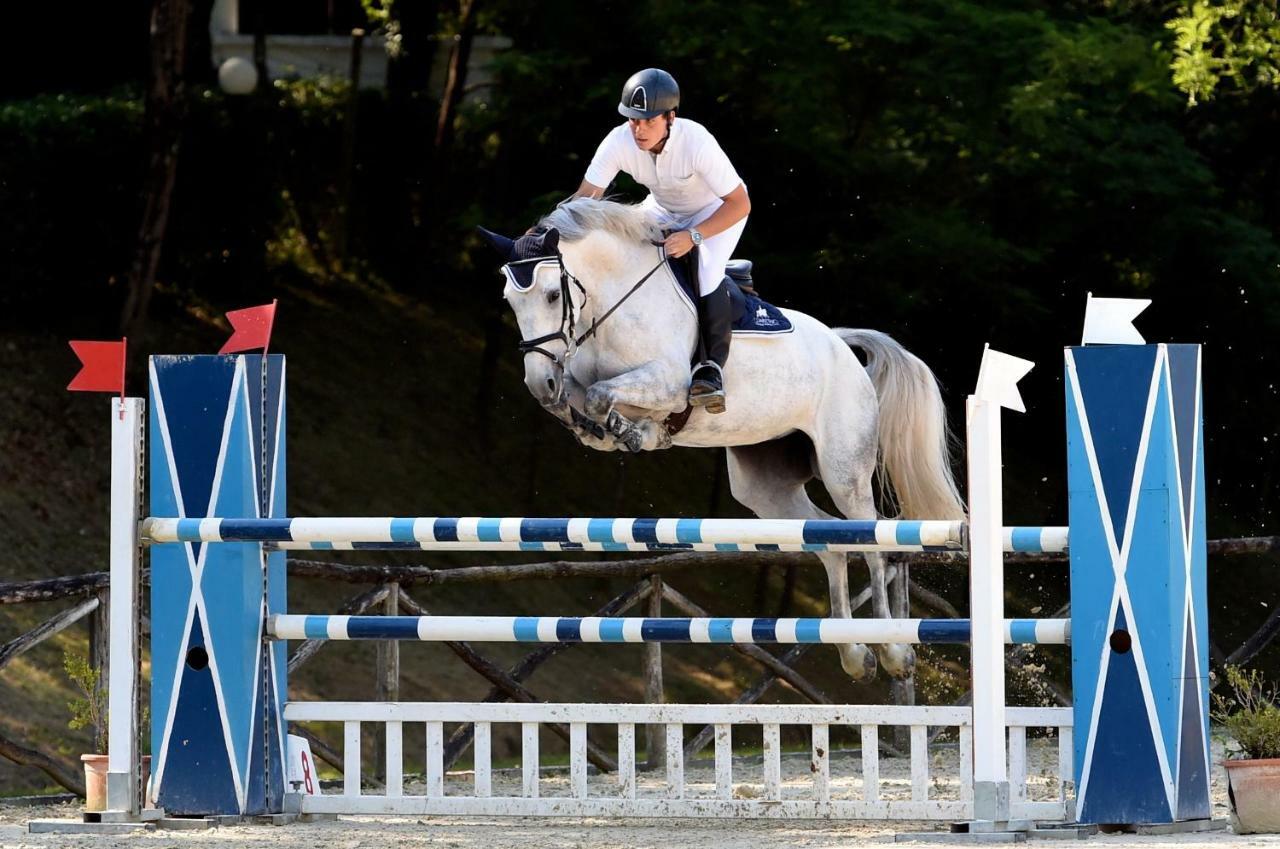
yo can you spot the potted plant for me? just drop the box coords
[1214,665,1280,834]
[65,652,150,811]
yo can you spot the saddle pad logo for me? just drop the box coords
[735,294,793,335]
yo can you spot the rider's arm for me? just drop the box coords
[573,179,606,199]
[692,183,751,238]
[576,127,623,199]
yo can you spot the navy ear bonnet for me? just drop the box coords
[501,227,562,291]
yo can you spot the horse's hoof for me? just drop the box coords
[839,645,878,681]
[879,644,917,680]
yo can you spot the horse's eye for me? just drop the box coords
[547,289,560,304]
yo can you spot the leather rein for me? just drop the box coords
[514,251,668,366]
[511,249,692,438]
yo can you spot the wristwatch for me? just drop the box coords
[689,229,704,246]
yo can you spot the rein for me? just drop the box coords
[515,250,668,364]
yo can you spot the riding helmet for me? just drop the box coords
[618,68,680,120]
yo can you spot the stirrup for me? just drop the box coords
[689,361,726,414]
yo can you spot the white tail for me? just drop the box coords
[836,329,966,520]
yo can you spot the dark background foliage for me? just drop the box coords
[1,0,1278,792]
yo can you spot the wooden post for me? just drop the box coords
[90,586,111,757]
[375,581,400,782]
[642,575,665,771]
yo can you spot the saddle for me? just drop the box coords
[668,254,753,321]
[666,254,792,336]
[725,260,756,296]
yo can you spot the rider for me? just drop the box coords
[573,68,750,414]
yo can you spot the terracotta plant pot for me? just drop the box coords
[1223,757,1280,834]
[81,754,152,813]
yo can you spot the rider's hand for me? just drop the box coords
[663,230,696,258]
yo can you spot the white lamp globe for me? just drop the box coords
[218,57,259,95]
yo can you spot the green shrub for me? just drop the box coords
[64,652,107,754]
[1213,666,1280,760]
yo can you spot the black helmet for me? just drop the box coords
[618,68,680,120]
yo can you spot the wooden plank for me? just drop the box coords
[1008,724,1027,803]
[344,721,362,797]
[522,722,539,798]
[570,722,588,799]
[375,584,401,780]
[287,701,977,726]
[0,597,99,671]
[665,723,683,798]
[811,724,830,803]
[1058,726,1074,803]
[618,723,636,799]
[910,725,928,801]
[714,724,732,800]
[300,793,976,820]
[763,723,781,801]
[959,724,974,802]
[473,722,491,798]
[861,724,879,802]
[644,577,665,771]
[385,721,403,798]
[426,721,444,798]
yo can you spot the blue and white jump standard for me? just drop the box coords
[101,335,1210,829]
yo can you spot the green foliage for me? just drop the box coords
[1214,666,1280,760]
[63,652,106,754]
[1168,1,1280,104]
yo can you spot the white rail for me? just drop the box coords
[285,702,1074,821]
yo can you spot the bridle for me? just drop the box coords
[509,249,669,372]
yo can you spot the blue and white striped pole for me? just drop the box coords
[140,516,1070,554]
[143,516,968,551]
[266,614,1070,645]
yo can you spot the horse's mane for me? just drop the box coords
[539,197,661,246]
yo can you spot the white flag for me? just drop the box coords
[1082,293,1150,345]
[974,346,1035,413]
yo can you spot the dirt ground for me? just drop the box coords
[2,741,1275,849]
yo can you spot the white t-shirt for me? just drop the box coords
[584,118,745,220]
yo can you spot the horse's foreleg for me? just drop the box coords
[583,361,687,452]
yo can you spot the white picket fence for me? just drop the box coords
[285,702,1073,820]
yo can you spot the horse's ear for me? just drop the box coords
[540,227,560,255]
[476,226,515,261]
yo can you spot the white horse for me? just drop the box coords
[480,197,965,680]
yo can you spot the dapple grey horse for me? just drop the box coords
[481,197,965,680]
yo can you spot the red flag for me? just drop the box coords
[68,339,127,394]
[220,299,278,354]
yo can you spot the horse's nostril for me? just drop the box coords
[546,378,556,392]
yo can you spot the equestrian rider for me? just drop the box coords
[573,68,750,414]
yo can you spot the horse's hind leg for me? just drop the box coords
[812,403,917,679]
[726,437,878,682]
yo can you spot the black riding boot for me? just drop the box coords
[689,280,733,414]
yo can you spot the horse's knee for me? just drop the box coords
[585,385,613,419]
